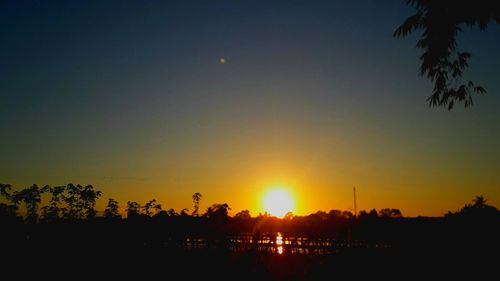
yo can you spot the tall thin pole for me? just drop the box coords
[353,186,357,219]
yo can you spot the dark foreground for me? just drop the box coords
[2,191,499,280]
[3,224,498,281]
[5,243,498,280]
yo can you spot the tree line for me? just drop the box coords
[1,183,498,280]
[1,183,498,239]
[0,183,410,224]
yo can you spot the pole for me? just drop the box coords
[353,186,357,219]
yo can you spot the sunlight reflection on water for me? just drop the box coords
[276,232,284,255]
[277,246,284,255]
[185,233,378,255]
[276,233,283,245]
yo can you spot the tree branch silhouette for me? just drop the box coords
[395,0,499,109]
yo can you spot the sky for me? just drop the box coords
[1,0,500,217]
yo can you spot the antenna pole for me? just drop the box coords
[353,186,357,219]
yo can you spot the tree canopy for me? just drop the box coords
[395,0,500,109]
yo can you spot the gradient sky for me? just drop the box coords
[1,0,500,217]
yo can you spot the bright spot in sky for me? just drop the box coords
[263,188,294,217]
[219,57,226,64]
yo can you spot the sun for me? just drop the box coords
[263,188,294,217]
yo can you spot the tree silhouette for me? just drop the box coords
[79,184,102,219]
[41,185,66,221]
[0,183,13,200]
[204,203,231,248]
[104,198,121,219]
[379,208,403,218]
[451,195,499,217]
[192,192,202,217]
[166,208,178,217]
[0,184,17,219]
[126,201,141,218]
[284,211,294,220]
[143,199,162,217]
[0,202,17,219]
[234,210,251,220]
[395,0,500,109]
[471,195,487,208]
[205,203,230,220]
[179,208,189,217]
[12,184,48,222]
[62,184,102,219]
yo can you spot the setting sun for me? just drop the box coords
[263,188,294,217]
